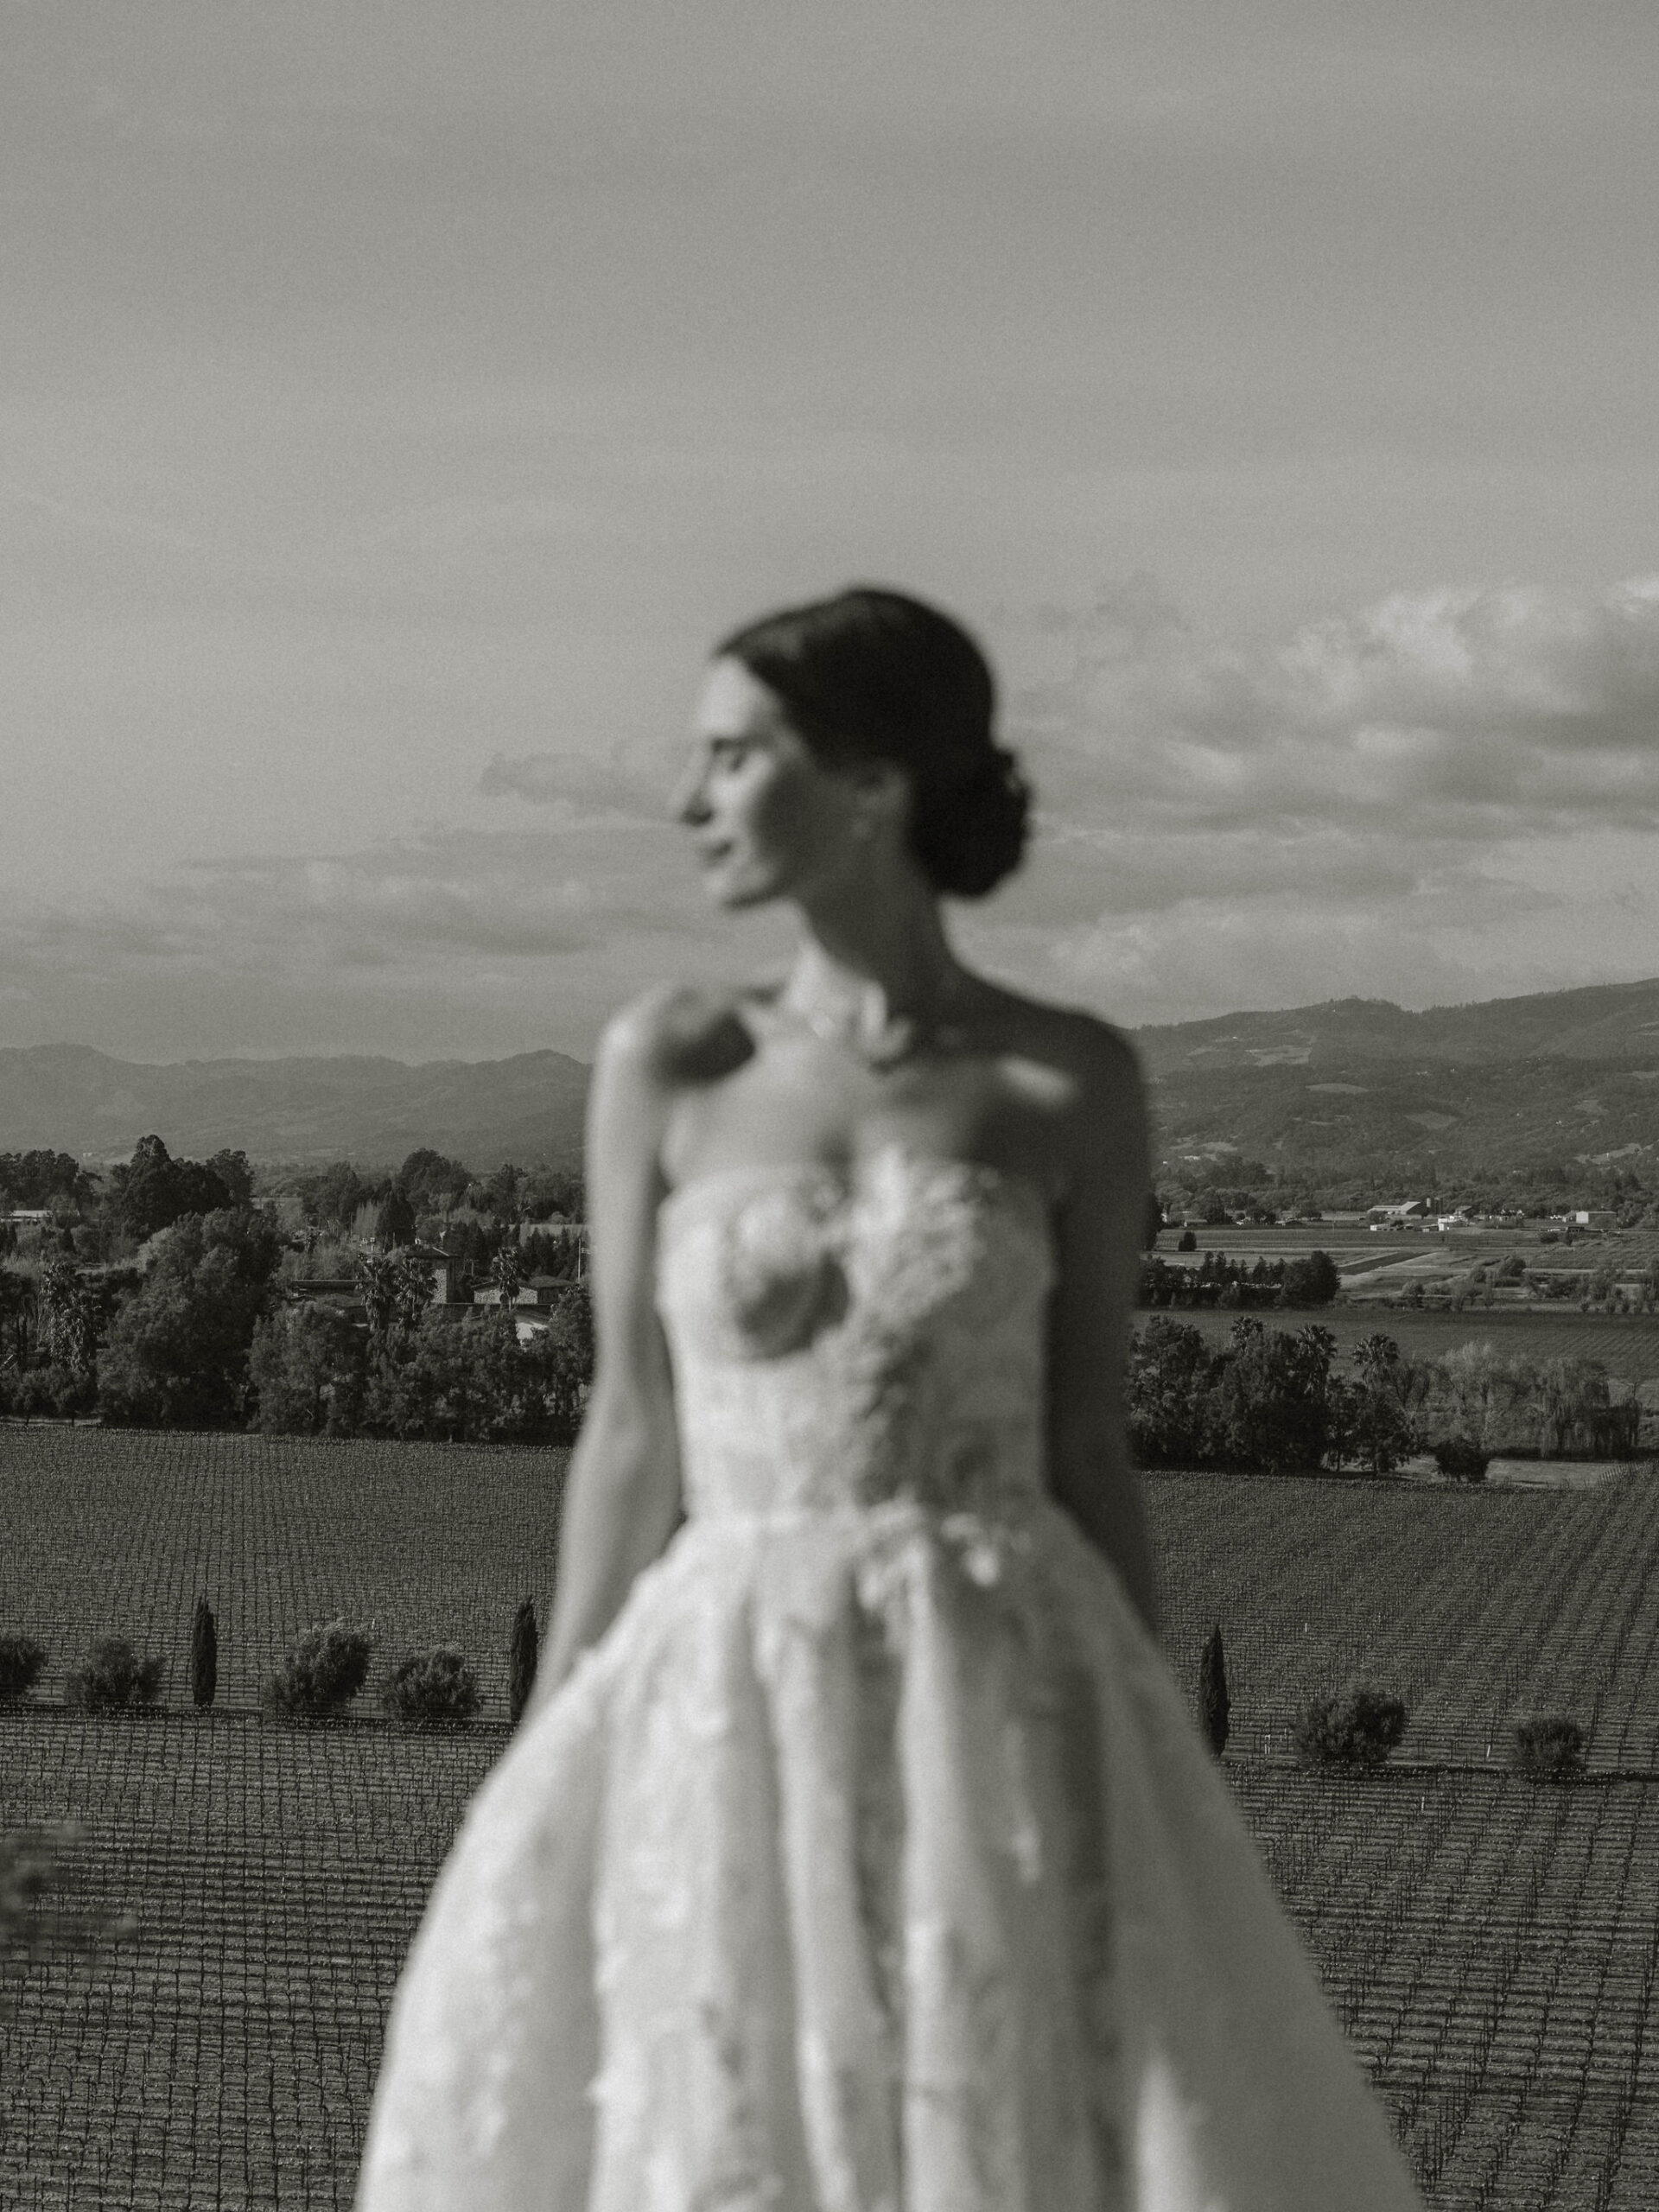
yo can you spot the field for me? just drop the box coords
[8,1427,1659,2208]
[1157,1300,1659,1383]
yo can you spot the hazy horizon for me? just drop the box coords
[6,3,1658,1061]
[6,967,1658,1073]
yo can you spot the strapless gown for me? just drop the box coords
[356,1148,1423,2212]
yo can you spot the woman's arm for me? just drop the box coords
[1044,1023,1160,1637]
[530,996,685,1714]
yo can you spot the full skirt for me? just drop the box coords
[356,1499,1422,2212]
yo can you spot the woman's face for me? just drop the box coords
[677,657,875,909]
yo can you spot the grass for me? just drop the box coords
[9,1426,1659,2209]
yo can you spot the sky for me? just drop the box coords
[3,0,1658,1063]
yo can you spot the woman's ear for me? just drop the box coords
[846,755,912,832]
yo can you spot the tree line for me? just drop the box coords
[0,1135,591,1440]
[1138,1250,1342,1311]
[1129,1315,1639,1477]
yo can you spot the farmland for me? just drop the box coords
[6,1427,1659,2209]
[1160,1300,1659,1384]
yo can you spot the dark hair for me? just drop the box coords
[715,586,1030,898]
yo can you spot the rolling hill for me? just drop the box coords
[0,1043,589,1170]
[3,976,1657,1184]
[1135,981,1659,1195]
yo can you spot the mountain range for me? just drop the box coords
[0,1043,591,1170]
[3,976,1658,1184]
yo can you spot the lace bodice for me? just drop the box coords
[657,1147,1054,1521]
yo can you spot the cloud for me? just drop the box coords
[7,575,1659,1058]
[476,751,663,820]
[951,575,1659,1025]
[1014,572,1659,851]
[0,820,794,1059]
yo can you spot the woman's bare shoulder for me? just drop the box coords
[977,981,1144,1097]
[598,982,759,1089]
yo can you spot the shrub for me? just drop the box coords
[190,1596,217,1710]
[1293,1686,1408,1769]
[381,1644,480,1726]
[64,1637,165,1713]
[1431,1437,1491,1482]
[263,1618,372,1721]
[1176,1228,1198,1253]
[1197,1624,1230,1756]
[509,1597,539,1726]
[0,1634,47,1700]
[1512,1713,1586,1782]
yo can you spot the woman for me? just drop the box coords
[358,588,1423,2211]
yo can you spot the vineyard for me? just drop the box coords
[1154,1467,1659,1769]
[6,1427,1659,2208]
[0,1427,567,1713]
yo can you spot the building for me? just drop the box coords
[1367,1199,1432,1230]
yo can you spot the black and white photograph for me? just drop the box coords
[3,5,1658,2207]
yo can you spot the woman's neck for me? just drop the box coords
[784,875,963,1030]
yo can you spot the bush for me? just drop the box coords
[1176,1228,1198,1253]
[0,1634,47,1700]
[1431,1436,1491,1482]
[64,1637,165,1713]
[1512,1713,1586,1782]
[1293,1686,1408,1769]
[381,1644,480,1726]
[263,1618,372,1721]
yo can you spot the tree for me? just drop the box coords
[1127,1317,1216,1467]
[1430,1342,1526,1463]
[1143,1191,1165,1249]
[356,1248,431,1351]
[110,1135,235,1244]
[297,1161,377,1237]
[509,1598,539,1726]
[379,1188,417,1249]
[1197,1625,1230,1756]
[488,1242,525,1319]
[190,1597,218,1710]
[480,1163,524,1222]
[1206,1319,1337,1474]
[205,1150,255,1208]
[1338,1333,1419,1476]
[250,1305,365,1435]
[394,1149,473,1217]
[0,1149,96,1211]
[1280,1251,1340,1307]
[360,1304,591,1444]
[35,1257,99,1376]
[99,1207,283,1427]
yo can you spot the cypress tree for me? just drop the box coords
[508,1597,539,1726]
[1198,1623,1230,1757]
[190,1595,218,1710]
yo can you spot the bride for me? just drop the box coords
[356,588,1423,2210]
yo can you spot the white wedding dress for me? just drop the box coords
[356,1148,1423,2211]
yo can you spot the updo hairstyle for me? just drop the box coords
[715,586,1031,899]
